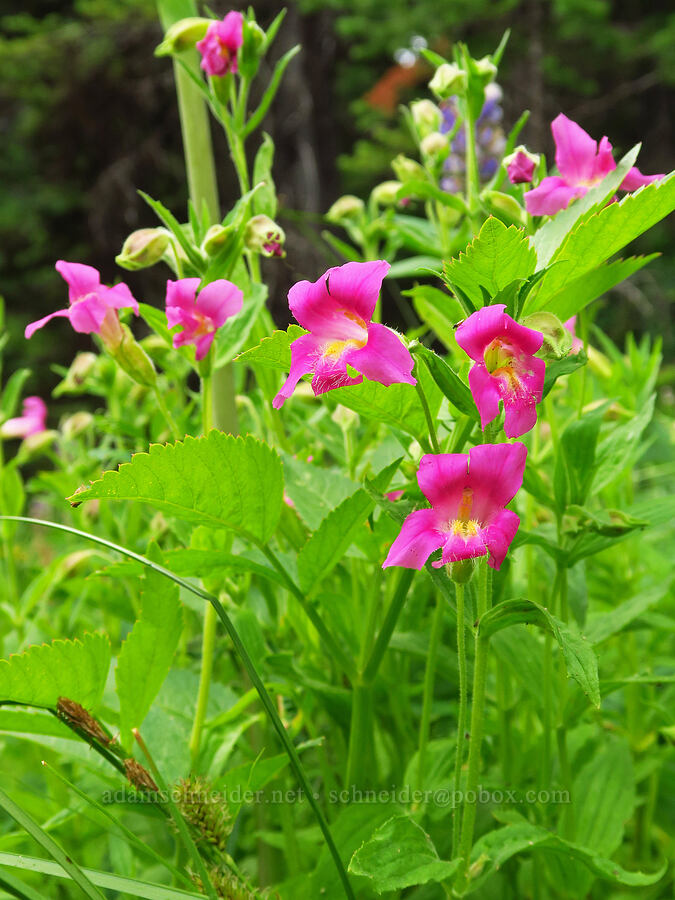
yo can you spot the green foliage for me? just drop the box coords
[349,814,460,892]
[69,433,284,544]
[0,633,110,710]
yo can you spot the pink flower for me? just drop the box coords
[386,490,404,502]
[165,278,243,361]
[525,114,664,216]
[25,262,138,340]
[455,304,545,439]
[383,443,526,571]
[273,261,416,408]
[196,11,244,77]
[505,147,539,185]
[564,317,584,354]
[1,396,47,439]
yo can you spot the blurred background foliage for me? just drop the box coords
[1,0,673,392]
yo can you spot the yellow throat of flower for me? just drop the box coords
[322,310,368,359]
[449,488,480,539]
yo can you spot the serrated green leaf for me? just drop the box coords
[235,325,307,370]
[252,133,277,218]
[479,599,600,706]
[214,282,268,368]
[442,217,537,308]
[69,433,284,544]
[0,633,110,711]
[116,544,184,749]
[349,814,460,893]
[528,172,675,310]
[327,378,430,441]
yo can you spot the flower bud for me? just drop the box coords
[370,180,403,207]
[239,18,265,79]
[19,429,58,457]
[482,190,527,226]
[391,155,425,183]
[244,214,285,258]
[61,411,94,440]
[522,312,572,360]
[420,132,449,158]
[116,228,169,271]
[473,56,498,86]
[331,404,359,430]
[54,352,99,396]
[504,146,539,185]
[446,558,475,584]
[155,17,211,56]
[429,63,467,100]
[410,100,442,136]
[201,223,235,256]
[107,324,157,387]
[326,195,365,223]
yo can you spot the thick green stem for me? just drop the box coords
[463,101,480,233]
[417,591,446,790]
[345,682,374,789]
[452,582,467,858]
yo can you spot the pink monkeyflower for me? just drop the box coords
[505,148,538,185]
[25,262,138,340]
[564,316,584,354]
[383,443,527,571]
[165,278,243,361]
[525,113,664,216]
[455,304,545,439]
[1,396,47,439]
[273,260,416,408]
[196,11,244,77]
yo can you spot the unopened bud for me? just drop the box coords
[107,324,157,387]
[504,146,539,185]
[326,195,365,223]
[482,190,527,226]
[57,697,110,745]
[331,404,359,430]
[201,223,235,256]
[410,99,442,136]
[116,228,169,271]
[447,558,475,584]
[155,17,211,56]
[473,56,498,85]
[19,429,58,457]
[370,180,403,207]
[124,759,159,794]
[391,155,426,182]
[61,411,94,440]
[244,214,285,258]
[420,132,449,158]
[522,312,572,360]
[429,63,467,100]
[239,19,265,79]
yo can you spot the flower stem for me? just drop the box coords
[362,569,414,683]
[415,379,441,453]
[152,385,182,441]
[345,681,374,789]
[417,590,446,790]
[451,582,467,857]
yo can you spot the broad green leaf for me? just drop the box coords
[0,633,110,710]
[480,599,600,707]
[405,284,465,350]
[467,821,665,894]
[558,407,604,505]
[489,627,549,709]
[413,343,479,419]
[542,350,587,398]
[585,585,665,644]
[391,214,441,256]
[349,814,460,893]
[0,708,76,740]
[396,180,468,213]
[387,255,443,279]
[214,282,268,368]
[116,544,184,749]
[533,145,641,267]
[282,455,357,530]
[0,851,203,900]
[98,547,283,586]
[214,752,290,820]
[527,172,675,310]
[69,433,284,544]
[252,133,277,218]
[573,736,635,858]
[528,255,657,320]
[235,324,307,370]
[593,393,655,492]
[0,791,106,900]
[442,217,536,308]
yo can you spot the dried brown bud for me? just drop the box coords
[124,758,159,794]
[57,697,110,745]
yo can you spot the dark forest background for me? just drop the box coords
[1,0,673,393]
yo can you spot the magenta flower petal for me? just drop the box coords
[619,166,664,192]
[322,260,390,323]
[483,509,521,570]
[591,135,616,181]
[273,334,323,409]
[525,176,584,216]
[552,113,598,183]
[468,364,501,430]
[343,322,415,387]
[195,280,244,328]
[197,11,244,76]
[68,294,109,333]
[564,316,584,353]
[25,308,72,339]
[506,150,537,184]
[1,396,47,438]
[195,332,216,361]
[383,443,527,571]
[456,305,543,361]
[166,279,200,320]
[382,508,445,570]
[104,282,139,314]
[55,261,101,303]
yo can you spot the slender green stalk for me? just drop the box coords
[417,591,446,790]
[415,380,441,453]
[362,569,414,683]
[451,582,467,858]
[345,682,374,789]
[2,518,356,899]
[152,385,182,441]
